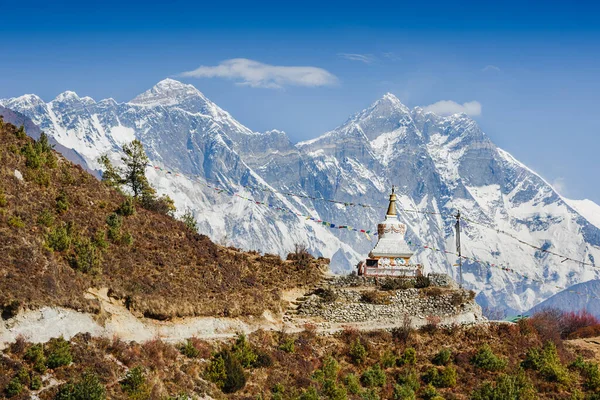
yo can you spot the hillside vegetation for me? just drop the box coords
[0,118,324,320]
[3,312,600,399]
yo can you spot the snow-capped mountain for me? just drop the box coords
[3,79,600,316]
[528,280,600,318]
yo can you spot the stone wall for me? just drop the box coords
[296,274,482,325]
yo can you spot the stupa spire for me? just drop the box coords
[386,186,397,217]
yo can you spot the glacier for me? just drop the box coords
[2,78,600,316]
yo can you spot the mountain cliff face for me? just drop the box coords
[3,79,600,315]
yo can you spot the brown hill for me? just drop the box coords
[0,118,325,321]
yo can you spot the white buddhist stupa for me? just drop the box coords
[357,187,422,277]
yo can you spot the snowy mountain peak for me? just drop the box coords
[130,78,209,107]
[1,94,45,109]
[53,90,81,103]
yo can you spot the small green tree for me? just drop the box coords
[46,337,73,369]
[98,155,123,189]
[349,338,367,365]
[180,208,198,232]
[360,364,386,387]
[56,371,106,400]
[121,366,150,399]
[5,377,22,398]
[471,344,507,371]
[122,140,151,199]
[432,349,452,366]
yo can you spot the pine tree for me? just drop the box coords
[98,155,123,189]
[121,140,152,198]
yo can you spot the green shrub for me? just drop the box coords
[180,209,198,232]
[56,371,106,400]
[22,142,42,168]
[381,278,413,291]
[46,224,73,252]
[420,384,441,400]
[322,379,348,400]
[206,349,247,393]
[179,339,200,358]
[30,374,42,390]
[349,338,367,365]
[471,344,507,371]
[432,349,452,366]
[46,337,73,369]
[232,334,257,368]
[278,336,295,353]
[299,387,319,400]
[322,356,340,381]
[15,125,27,139]
[360,364,386,387]
[37,209,54,227]
[55,192,69,214]
[5,377,22,398]
[381,350,397,368]
[398,347,416,366]
[360,389,380,400]
[393,384,416,400]
[116,197,136,216]
[344,373,361,394]
[92,230,108,249]
[205,354,227,389]
[471,372,536,400]
[7,215,25,228]
[120,231,134,246]
[106,212,122,242]
[570,357,600,391]
[396,369,420,392]
[69,237,102,274]
[121,366,149,399]
[422,366,457,388]
[25,344,47,373]
[522,342,569,384]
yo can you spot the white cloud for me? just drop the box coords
[423,100,482,117]
[382,52,401,61]
[178,58,338,89]
[482,65,501,73]
[337,53,375,64]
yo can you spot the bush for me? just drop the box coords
[30,374,42,390]
[420,384,441,400]
[46,223,73,252]
[278,336,295,353]
[398,347,416,366]
[360,364,386,387]
[56,371,106,400]
[381,350,397,368]
[471,344,507,371]
[391,315,413,343]
[46,337,73,369]
[344,373,360,394]
[37,209,54,227]
[180,209,198,232]
[570,357,600,391]
[25,344,47,373]
[299,387,319,400]
[414,276,430,288]
[471,372,536,400]
[360,290,391,305]
[349,338,367,365]
[56,192,69,214]
[381,278,413,291]
[116,197,136,216]
[322,379,348,400]
[7,215,25,228]
[562,310,600,338]
[179,339,200,358]
[393,384,416,400]
[231,334,257,368]
[316,287,338,303]
[121,366,150,399]
[322,356,340,381]
[432,349,452,366]
[522,342,569,384]
[4,377,22,398]
[106,212,122,242]
[422,366,457,388]
[69,237,103,274]
[396,369,420,392]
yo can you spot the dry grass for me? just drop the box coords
[2,322,599,399]
[0,122,326,320]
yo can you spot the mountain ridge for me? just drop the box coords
[2,79,599,316]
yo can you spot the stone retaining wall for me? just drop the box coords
[297,285,481,324]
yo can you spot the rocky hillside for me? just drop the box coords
[0,119,325,321]
[2,80,600,316]
[2,315,600,399]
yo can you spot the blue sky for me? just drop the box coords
[2,0,599,202]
